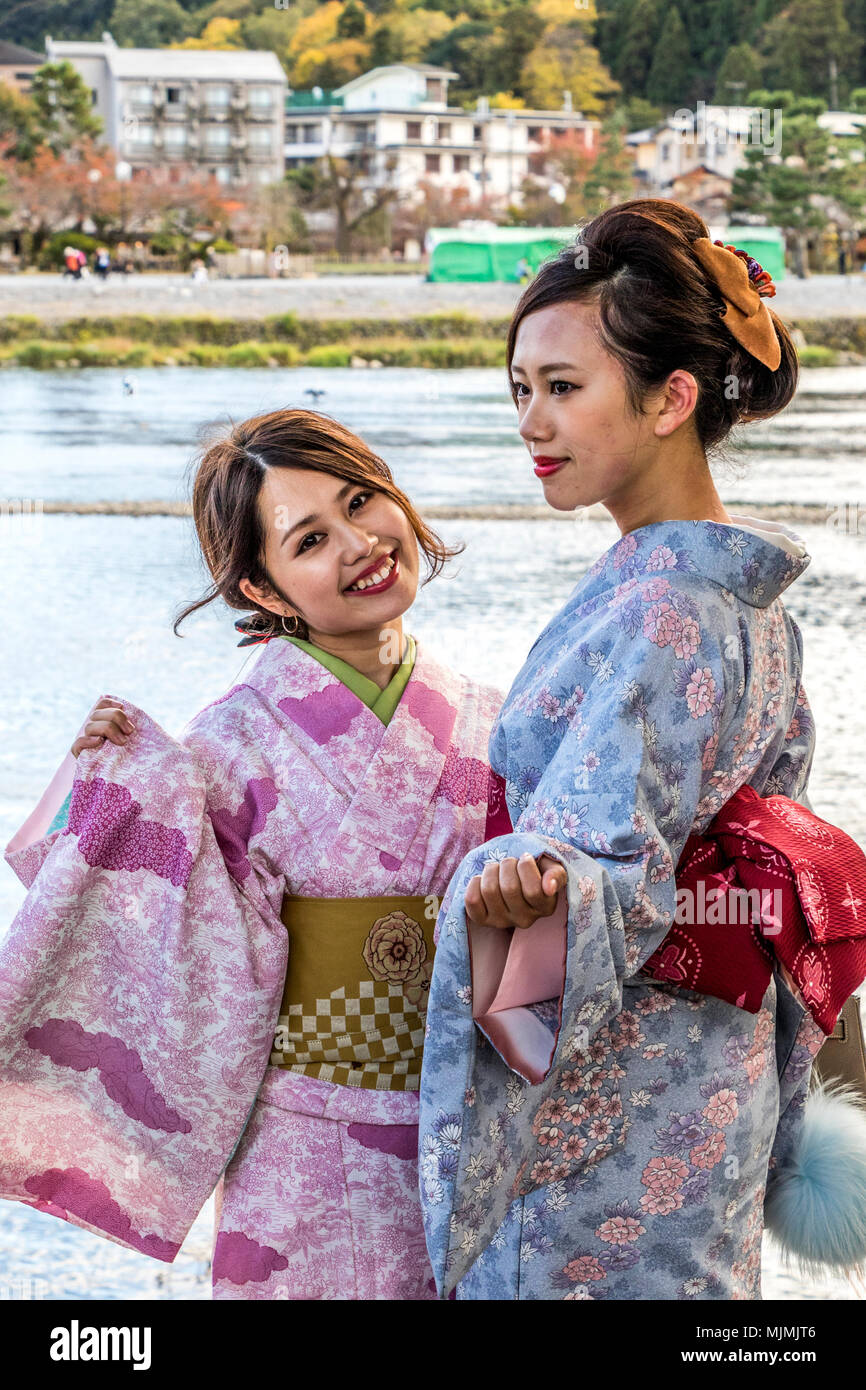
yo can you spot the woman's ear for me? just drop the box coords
[238,577,262,608]
[654,369,699,438]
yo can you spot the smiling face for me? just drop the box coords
[510,300,683,520]
[238,467,420,645]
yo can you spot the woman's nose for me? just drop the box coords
[519,401,552,445]
[344,525,378,558]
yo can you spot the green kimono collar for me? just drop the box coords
[282,632,416,726]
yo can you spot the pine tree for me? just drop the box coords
[646,7,691,107]
[337,1,368,39]
[713,42,762,104]
[616,0,663,95]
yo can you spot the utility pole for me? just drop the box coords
[829,58,839,110]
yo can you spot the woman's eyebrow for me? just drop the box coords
[279,482,356,545]
[510,362,578,376]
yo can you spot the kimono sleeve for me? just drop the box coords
[0,696,289,1264]
[4,708,92,889]
[420,582,737,1295]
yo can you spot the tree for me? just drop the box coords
[391,176,496,245]
[520,28,619,115]
[224,178,311,253]
[758,0,860,103]
[110,0,194,47]
[172,17,245,49]
[646,8,691,108]
[729,111,835,276]
[518,111,633,223]
[365,5,453,68]
[615,0,663,96]
[0,84,40,161]
[291,151,399,254]
[292,38,369,88]
[713,42,763,105]
[0,0,114,50]
[337,0,368,38]
[30,62,103,155]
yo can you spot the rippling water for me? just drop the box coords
[1,365,864,1300]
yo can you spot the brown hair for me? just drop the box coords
[506,198,798,452]
[173,407,462,641]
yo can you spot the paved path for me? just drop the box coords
[2,271,865,322]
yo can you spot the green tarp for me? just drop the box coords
[427,228,577,282]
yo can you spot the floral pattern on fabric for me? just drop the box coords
[420,519,819,1299]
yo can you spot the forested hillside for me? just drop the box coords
[3,0,864,114]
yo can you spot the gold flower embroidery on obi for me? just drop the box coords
[363,910,429,999]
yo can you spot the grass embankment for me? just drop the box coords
[0,312,509,368]
[0,313,855,368]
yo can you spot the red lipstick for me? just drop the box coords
[344,548,400,596]
[533,456,567,477]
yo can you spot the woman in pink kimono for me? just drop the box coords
[0,408,564,1301]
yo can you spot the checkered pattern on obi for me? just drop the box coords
[270,980,427,1090]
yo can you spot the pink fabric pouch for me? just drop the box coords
[468,893,568,1085]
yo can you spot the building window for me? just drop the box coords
[437,121,451,140]
[166,86,183,105]
[425,78,444,101]
[90,88,98,105]
[249,86,273,108]
[207,85,230,109]
[406,120,421,140]
[453,154,470,171]
[286,124,297,143]
[163,125,187,147]
[131,84,153,106]
[214,166,232,185]
[205,126,231,149]
[473,124,482,141]
[249,127,272,148]
[425,152,440,172]
[527,126,542,140]
[302,124,320,143]
[131,123,154,145]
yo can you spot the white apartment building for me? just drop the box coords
[285,63,600,206]
[45,32,286,185]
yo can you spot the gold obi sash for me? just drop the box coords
[273,893,436,1091]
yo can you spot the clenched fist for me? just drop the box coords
[71,697,136,758]
[465,852,568,929]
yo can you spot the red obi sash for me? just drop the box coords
[642,784,866,1034]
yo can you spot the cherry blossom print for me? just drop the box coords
[685,667,717,718]
[68,778,194,887]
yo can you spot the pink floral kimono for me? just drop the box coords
[0,635,507,1299]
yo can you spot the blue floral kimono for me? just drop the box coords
[420,516,829,1300]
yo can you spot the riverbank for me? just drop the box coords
[0,311,852,368]
[4,270,866,322]
[5,500,845,523]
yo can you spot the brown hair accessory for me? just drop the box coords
[691,238,781,371]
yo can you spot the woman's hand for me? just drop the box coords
[465,853,567,929]
[71,697,136,758]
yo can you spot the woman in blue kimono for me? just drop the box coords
[420,199,866,1299]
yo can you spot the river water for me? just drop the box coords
[0,365,864,1300]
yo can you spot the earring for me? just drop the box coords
[281,614,299,636]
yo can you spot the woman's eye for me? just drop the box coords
[298,533,322,552]
[550,380,575,394]
[349,491,370,511]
